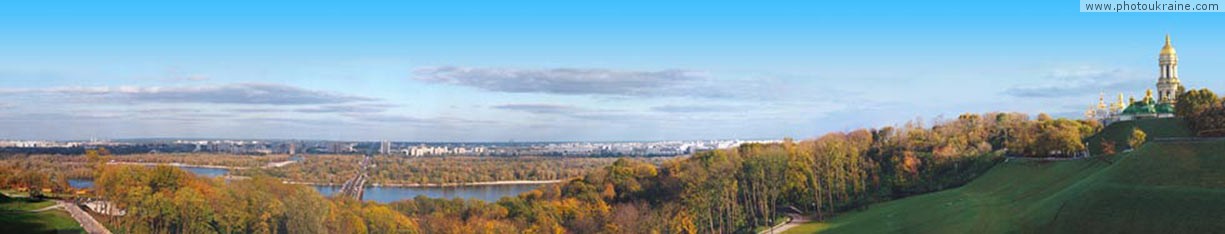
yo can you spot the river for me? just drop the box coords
[314,184,541,203]
[67,166,541,202]
[181,167,230,177]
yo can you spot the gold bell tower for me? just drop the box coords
[1157,34,1182,104]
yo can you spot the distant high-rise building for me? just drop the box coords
[380,140,391,155]
[329,142,354,154]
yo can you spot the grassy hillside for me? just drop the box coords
[1085,118,1192,155]
[0,210,84,234]
[1038,141,1225,233]
[786,138,1225,233]
[0,194,85,234]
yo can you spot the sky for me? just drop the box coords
[1,1,1223,141]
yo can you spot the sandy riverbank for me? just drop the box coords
[105,162,244,170]
[104,160,297,170]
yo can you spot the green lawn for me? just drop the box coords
[786,138,1225,233]
[0,194,84,234]
[0,209,85,234]
[0,195,57,211]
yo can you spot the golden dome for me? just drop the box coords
[1161,34,1177,55]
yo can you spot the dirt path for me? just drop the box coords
[28,203,63,212]
[57,200,112,234]
[760,213,809,234]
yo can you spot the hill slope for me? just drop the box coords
[786,138,1225,233]
[1086,118,1192,155]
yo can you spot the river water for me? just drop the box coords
[67,166,541,202]
[314,184,541,203]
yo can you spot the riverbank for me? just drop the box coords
[104,160,297,170]
[104,161,243,170]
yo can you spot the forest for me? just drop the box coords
[0,111,1102,233]
[95,153,291,168]
[245,156,642,185]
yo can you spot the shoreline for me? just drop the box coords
[102,160,297,170]
[106,162,244,170]
[284,179,566,188]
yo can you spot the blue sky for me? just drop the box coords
[1,1,1222,141]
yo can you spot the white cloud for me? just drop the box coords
[412,66,748,98]
[1004,67,1150,98]
[491,104,586,114]
[2,83,375,105]
[294,103,395,113]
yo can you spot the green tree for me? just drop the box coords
[1033,119,1088,157]
[1176,88,1218,117]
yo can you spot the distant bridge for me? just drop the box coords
[337,155,374,200]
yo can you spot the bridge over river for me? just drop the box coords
[336,154,374,200]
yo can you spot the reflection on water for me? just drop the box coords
[180,167,229,178]
[314,184,542,203]
[66,166,541,202]
[68,179,94,189]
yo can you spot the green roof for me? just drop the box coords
[1121,100,1174,115]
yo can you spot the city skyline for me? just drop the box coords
[2,1,1224,141]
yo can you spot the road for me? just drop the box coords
[337,155,373,200]
[57,200,113,234]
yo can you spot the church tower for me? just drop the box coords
[1157,34,1182,104]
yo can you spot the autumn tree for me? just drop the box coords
[363,204,419,234]
[1034,119,1088,157]
[1100,140,1117,155]
[16,170,50,198]
[1037,113,1053,121]
[1130,127,1148,149]
[85,148,111,178]
[1176,88,1218,117]
[0,110,1107,234]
